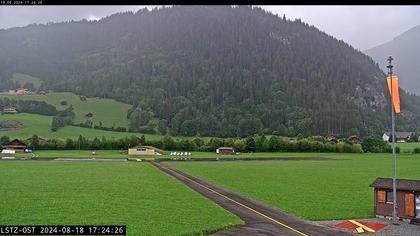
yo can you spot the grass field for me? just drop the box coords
[0,150,128,158]
[0,113,164,140]
[0,162,242,235]
[0,92,132,128]
[11,73,42,89]
[397,142,420,152]
[169,153,420,221]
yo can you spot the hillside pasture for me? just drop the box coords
[0,161,242,235]
[0,92,132,128]
[11,73,43,89]
[0,113,163,140]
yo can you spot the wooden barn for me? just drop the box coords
[128,146,162,155]
[370,178,420,220]
[1,139,28,153]
[216,147,235,155]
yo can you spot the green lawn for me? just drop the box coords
[174,151,403,159]
[0,92,132,128]
[0,162,242,235]
[0,113,163,140]
[397,142,420,153]
[168,153,420,221]
[11,73,42,89]
[0,113,211,141]
[0,150,128,158]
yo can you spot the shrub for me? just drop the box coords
[351,144,363,153]
[414,147,420,154]
[60,100,67,106]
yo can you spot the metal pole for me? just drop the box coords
[387,56,398,225]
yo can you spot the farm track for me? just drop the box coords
[151,161,350,236]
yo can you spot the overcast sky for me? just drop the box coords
[0,5,419,50]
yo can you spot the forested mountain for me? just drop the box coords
[1,6,420,137]
[366,25,420,95]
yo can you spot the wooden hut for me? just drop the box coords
[128,146,162,155]
[370,177,420,220]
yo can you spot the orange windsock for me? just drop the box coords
[387,75,401,113]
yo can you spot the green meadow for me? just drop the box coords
[1,92,132,128]
[11,73,43,89]
[397,142,420,152]
[0,162,242,235]
[169,153,420,220]
[0,113,163,140]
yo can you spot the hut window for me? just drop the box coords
[386,191,394,204]
[377,190,386,203]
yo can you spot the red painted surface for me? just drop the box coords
[335,220,388,231]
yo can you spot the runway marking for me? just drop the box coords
[155,163,309,236]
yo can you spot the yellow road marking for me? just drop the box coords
[157,164,309,236]
[349,220,375,233]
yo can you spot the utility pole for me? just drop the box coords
[387,56,398,225]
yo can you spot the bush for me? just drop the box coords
[60,101,67,106]
[351,144,363,153]
[414,147,420,154]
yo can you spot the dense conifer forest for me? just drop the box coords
[1,6,420,137]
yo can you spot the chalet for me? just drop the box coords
[383,132,414,143]
[370,178,420,220]
[348,135,362,143]
[15,88,30,95]
[128,146,162,155]
[1,139,28,153]
[326,135,338,143]
[2,106,17,114]
[216,147,235,155]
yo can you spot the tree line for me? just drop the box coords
[0,134,395,153]
[0,97,57,116]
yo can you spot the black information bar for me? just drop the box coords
[0,226,126,235]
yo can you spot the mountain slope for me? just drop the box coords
[366,25,420,95]
[1,6,420,137]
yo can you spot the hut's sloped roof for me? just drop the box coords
[370,177,420,191]
[218,147,234,150]
[384,132,414,139]
[4,139,27,147]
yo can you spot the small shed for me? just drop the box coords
[128,146,162,155]
[370,177,420,219]
[1,139,28,153]
[216,147,235,155]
